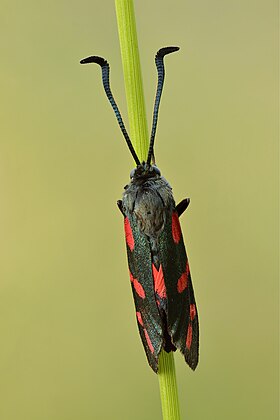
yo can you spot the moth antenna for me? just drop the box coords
[147,47,180,165]
[80,55,140,166]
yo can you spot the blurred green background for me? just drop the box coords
[0,0,278,419]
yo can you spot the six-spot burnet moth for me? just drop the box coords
[80,47,199,373]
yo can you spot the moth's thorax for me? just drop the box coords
[122,167,175,238]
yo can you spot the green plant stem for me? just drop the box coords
[115,0,148,162]
[115,1,181,419]
[158,351,181,420]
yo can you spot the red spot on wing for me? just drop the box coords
[129,271,146,299]
[177,261,190,293]
[172,212,182,244]
[186,323,193,349]
[152,264,166,298]
[144,329,154,354]
[133,279,145,298]
[124,217,134,251]
[186,302,196,349]
[136,311,143,326]
[177,272,187,293]
[190,304,196,321]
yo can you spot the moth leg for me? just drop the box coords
[176,198,190,217]
[117,200,125,216]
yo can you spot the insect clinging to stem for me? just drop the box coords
[80,47,199,373]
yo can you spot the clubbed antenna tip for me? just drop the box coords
[80,56,107,66]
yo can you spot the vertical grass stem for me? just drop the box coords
[115,1,181,419]
[115,0,148,162]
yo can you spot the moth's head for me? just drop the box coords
[130,163,161,181]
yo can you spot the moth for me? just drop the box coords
[80,47,199,372]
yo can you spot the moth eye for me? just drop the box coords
[130,168,136,179]
[153,166,161,176]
